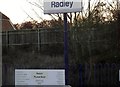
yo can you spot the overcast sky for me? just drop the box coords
[0,0,114,24]
[0,0,30,23]
[0,0,52,24]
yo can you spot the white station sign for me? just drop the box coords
[119,70,120,82]
[44,0,83,14]
[15,69,65,85]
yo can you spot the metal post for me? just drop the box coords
[0,12,2,87]
[79,64,83,87]
[64,13,68,85]
[6,31,9,47]
[38,29,40,51]
[88,0,91,18]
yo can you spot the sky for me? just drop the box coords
[0,0,52,24]
[0,0,114,24]
[0,0,91,24]
[0,0,29,24]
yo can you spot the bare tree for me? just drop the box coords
[24,0,85,28]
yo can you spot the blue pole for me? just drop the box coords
[64,13,68,85]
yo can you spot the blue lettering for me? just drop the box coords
[65,2,69,7]
[51,1,73,8]
[60,2,63,7]
[56,2,59,7]
[51,1,55,8]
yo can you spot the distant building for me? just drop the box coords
[0,12,16,31]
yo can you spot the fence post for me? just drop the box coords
[0,13,2,87]
[38,29,40,51]
[94,63,103,86]
[2,64,7,85]
[6,31,9,48]
[111,63,117,86]
[79,64,83,87]
[94,64,97,87]
[105,63,109,86]
[85,63,91,86]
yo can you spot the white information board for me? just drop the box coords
[119,70,120,81]
[44,0,83,14]
[15,69,65,85]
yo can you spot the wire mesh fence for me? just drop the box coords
[2,27,117,52]
[2,27,119,87]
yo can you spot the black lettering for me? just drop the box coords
[36,72,43,75]
[34,75,46,78]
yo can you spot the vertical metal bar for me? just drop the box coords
[88,0,91,18]
[64,13,69,85]
[94,64,96,87]
[6,31,9,47]
[38,29,40,51]
[0,12,2,87]
[3,64,7,85]
[79,64,83,87]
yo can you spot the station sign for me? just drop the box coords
[44,0,83,14]
[15,69,65,85]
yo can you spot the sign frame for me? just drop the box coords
[15,69,65,85]
[44,0,83,14]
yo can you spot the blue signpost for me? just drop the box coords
[44,0,82,85]
[64,13,68,85]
